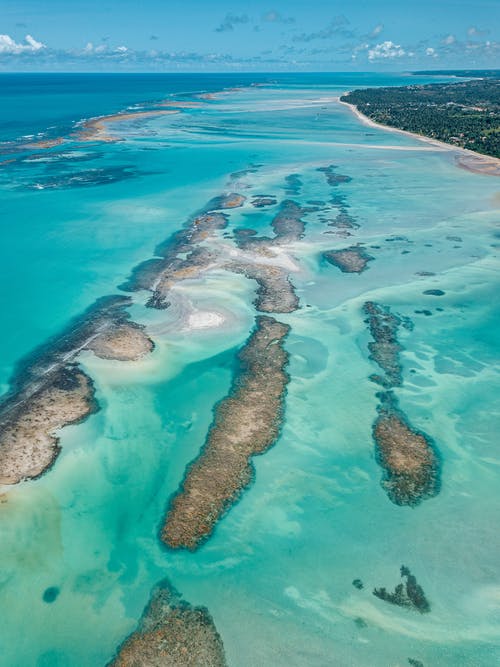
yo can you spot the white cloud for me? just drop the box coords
[370,24,384,38]
[262,11,294,24]
[215,14,249,33]
[0,33,45,54]
[351,42,369,60]
[25,35,44,50]
[467,26,489,37]
[443,34,455,45]
[426,47,437,57]
[368,41,405,61]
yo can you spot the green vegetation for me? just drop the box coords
[412,69,500,78]
[341,78,500,158]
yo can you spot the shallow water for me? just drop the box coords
[0,73,499,667]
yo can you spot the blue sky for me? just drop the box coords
[1,0,498,71]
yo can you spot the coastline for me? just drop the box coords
[337,96,500,177]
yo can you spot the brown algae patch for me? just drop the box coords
[373,565,430,613]
[270,200,306,243]
[363,301,407,387]
[324,245,374,273]
[122,208,230,307]
[0,366,97,484]
[374,393,439,506]
[317,165,352,187]
[204,193,246,210]
[251,195,277,208]
[234,199,306,251]
[227,262,299,313]
[109,580,226,667]
[88,322,154,361]
[123,195,302,315]
[363,302,439,505]
[162,315,290,550]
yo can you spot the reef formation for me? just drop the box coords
[373,393,439,506]
[363,302,439,505]
[323,245,374,273]
[373,566,430,614]
[123,195,305,315]
[162,315,290,550]
[0,296,154,484]
[317,164,353,187]
[109,581,226,667]
[0,182,308,487]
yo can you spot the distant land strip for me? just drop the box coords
[340,77,500,173]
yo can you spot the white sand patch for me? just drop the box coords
[187,310,225,330]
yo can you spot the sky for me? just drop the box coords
[0,0,499,72]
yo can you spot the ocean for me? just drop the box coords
[0,72,499,666]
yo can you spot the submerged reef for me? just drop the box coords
[0,295,154,484]
[327,209,360,237]
[227,262,299,313]
[23,166,138,190]
[203,193,246,210]
[109,580,226,667]
[270,200,306,243]
[251,195,277,208]
[317,165,352,187]
[234,199,306,252]
[363,301,407,387]
[363,302,439,505]
[423,289,445,296]
[373,566,430,614]
[121,201,231,307]
[323,245,374,273]
[284,173,302,196]
[122,209,228,306]
[162,315,290,550]
[122,194,303,315]
[0,181,304,487]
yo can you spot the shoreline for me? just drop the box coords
[337,96,500,177]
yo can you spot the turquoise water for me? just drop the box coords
[0,73,499,666]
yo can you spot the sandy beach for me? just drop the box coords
[337,96,500,177]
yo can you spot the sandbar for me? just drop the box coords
[77,110,179,143]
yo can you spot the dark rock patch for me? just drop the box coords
[373,566,430,613]
[42,587,60,603]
